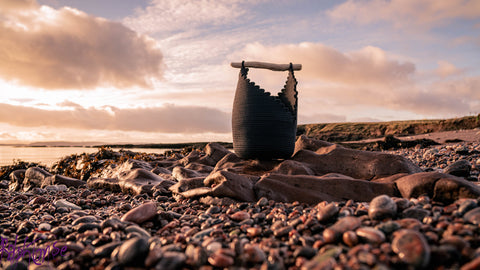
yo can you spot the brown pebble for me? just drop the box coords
[392,229,430,268]
[230,210,250,221]
[247,227,262,237]
[29,196,48,205]
[356,227,386,245]
[208,248,234,268]
[368,195,397,220]
[323,216,361,243]
[121,201,157,224]
[342,231,358,247]
[317,202,338,223]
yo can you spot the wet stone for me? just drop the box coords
[38,223,52,231]
[356,227,386,245]
[323,216,361,243]
[342,231,358,247]
[94,242,123,257]
[54,199,82,210]
[121,201,157,224]
[230,210,250,221]
[368,194,397,220]
[458,199,478,216]
[464,207,480,225]
[208,248,235,268]
[155,251,186,270]
[375,220,400,235]
[244,244,266,264]
[125,225,151,238]
[72,215,98,225]
[444,159,471,177]
[317,202,339,223]
[392,229,430,268]
[29,196,48,205]
[293,246,317,259]
[402,207,430,221]
[117,237,149,266]
[75,222,101,233]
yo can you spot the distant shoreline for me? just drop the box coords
[2,115,479,149]
[0,142,234,149]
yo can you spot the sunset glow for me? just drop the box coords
[0,0,479,144]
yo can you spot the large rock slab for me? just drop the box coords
[88,168,170,195]
[201,142,232,166]
[394,172,480,203]
[41,175,85,188]
[293,145,422,180]
[23,167,53,191]
[172,166,205,180]
[255,173,399,203]
[171,170,257,202]
[204,171,257,202]
[270,160,315,176]
[9,169,25,192]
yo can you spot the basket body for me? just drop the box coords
[232,66,298,159]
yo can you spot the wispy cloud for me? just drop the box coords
[0,1,163,90]
[328,0,480,29]
[123,0,261,35]
[0,103,230,133]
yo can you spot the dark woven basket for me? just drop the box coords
[232,63,298,160]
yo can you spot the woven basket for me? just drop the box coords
[232,62,298,160]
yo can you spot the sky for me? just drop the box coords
[0,0,479,144]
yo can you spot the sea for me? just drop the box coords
[0,146,170,167]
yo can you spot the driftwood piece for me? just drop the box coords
[231,61,302,71]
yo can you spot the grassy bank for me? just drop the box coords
[297,115,480,142]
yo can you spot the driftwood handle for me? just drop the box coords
[231,61,302,71]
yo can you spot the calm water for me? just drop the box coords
[0,146,170,167]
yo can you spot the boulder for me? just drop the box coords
[170,171,257,202]
[292,143,422,180]
[394,172,480,203]
[172,166,204,181]
[88,168,168,195]
[270,160,314,176]
[41,175,85,188]
[254,173,398,204]
[9,169,25,192]
[23,167,52,191]
[197,142,232,166]
[443,159,471,178]
[204,171,257,202]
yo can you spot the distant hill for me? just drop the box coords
[1,141,105,147]
[297,115,480,142]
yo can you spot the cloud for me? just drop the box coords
[328,0,480,29]
[0,103,230,133]
[435,60,463,77]
[235,42,415,86]
[123,0,255,35]
[0,0,37,10]
[298,113,347,124]
[0,2,163,89]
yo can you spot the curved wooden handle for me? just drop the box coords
[231,61,302,71]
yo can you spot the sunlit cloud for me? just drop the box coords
[0,0,37,10]
[435,60,463,77]
[234,42,416,86]
[0,103,230,133]
[233,41,480,120]
[328,0,480,29]
[0,1,163,90]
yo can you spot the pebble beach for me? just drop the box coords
[1,137,480,270]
